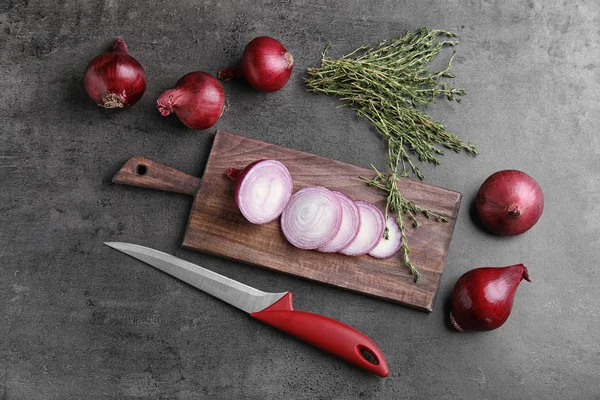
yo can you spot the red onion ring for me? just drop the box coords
[339,201,385,256]
[318,191,361,253]
[227,160,293,224]
[280,186,342,250]
[369,216,402,259]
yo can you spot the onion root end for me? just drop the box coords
[101,93,125,108]
[284,52,294,69]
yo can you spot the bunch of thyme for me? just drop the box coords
[306,27,477,281]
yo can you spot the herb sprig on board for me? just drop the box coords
[306,27,477,281]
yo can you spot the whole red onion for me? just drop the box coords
[476,170,544,236]
[157,71,225,130]
[84,38,147,108]
[450,264,530,332]
[218,36,294,92]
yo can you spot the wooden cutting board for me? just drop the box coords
[113,130,461,312]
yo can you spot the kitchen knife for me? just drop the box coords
[105,242,389,377]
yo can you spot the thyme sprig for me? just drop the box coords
[306,27,477,281]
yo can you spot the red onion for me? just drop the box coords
[450,264,530,332]
[339,201,385,256]
[476,170,544,236]
[317,191,361,253]
[218,36,294,92]
[157,71,225,130]
[280,187,342,250]
[84,38,147,108]
[226,160,293,224]
[369,216,402,259]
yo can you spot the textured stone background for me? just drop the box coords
[1,0,599,399]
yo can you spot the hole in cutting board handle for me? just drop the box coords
[358,345,379,365]
[136,164,147,176]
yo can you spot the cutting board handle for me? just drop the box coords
[112,156,201,196]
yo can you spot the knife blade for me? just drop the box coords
[105,242,389,377]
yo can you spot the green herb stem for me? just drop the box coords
[306,27,477,281]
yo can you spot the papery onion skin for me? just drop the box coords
[449,264,530,332]
[226,160,293,224]
[84,38,147,108]
[157,71,225,130]
[219,36,294,92]
[476,170,544,236]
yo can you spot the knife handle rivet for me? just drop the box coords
[136,164,148,176]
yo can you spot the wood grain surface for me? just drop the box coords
[112,155,202,196]
[178,131,461,312]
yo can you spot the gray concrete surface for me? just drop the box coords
[1,0,599,399]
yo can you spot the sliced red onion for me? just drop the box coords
[369,216,402,259]
[280,186,342,249]
[317,191,361,253]
[228,160,293,224]
[339,201,385,256]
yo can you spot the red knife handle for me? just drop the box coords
[251,293,389,377]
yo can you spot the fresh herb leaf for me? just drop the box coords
[306,27,477,281]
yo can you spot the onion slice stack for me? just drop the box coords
[227,160,402,259]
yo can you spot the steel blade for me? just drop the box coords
[105,242,288,314]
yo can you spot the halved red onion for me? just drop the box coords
[369,216,402,259]
[280,186,342,249]
[318,191,361,253]
[339,201,385,256]
[226,160,293,224]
